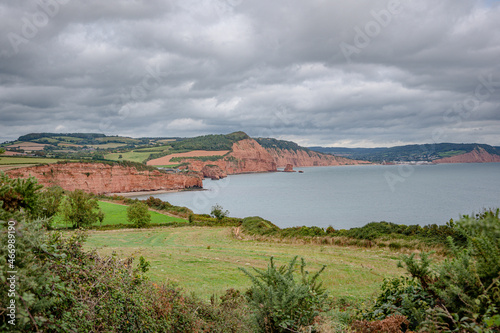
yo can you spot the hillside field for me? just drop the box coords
[84,226,405,300]
[52,200,188,228]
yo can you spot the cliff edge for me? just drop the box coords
[181,138,277,175]
[255,137,369,167]
[6,162,203,195]
[265,147,370,167]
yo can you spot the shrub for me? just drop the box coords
[363,209,500,332]
[143,196,192,218]
[359,276,434,329]
[211,204,229,223]
[241,216,280,235]
[0,172,42,220]
[127,201,151,228]
[240,256,328,332]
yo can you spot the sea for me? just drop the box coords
[132,163,500,229]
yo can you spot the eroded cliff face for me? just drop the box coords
[183,138,277,175]
[266,148,370,167]
[201,165,227,180]
[434,147,500,164]
[6,163,203,195]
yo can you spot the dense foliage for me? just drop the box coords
[127,201,151,228]
[60,189,104,228]
[361,209,500,332]
[241,216,466,249]
[18,132,106,142]
[255,137,309,152]
[240,256,328,332]
[170,131,249,151]
[35,186,64,225]
[0,172,42,221]
[141,196,193,217]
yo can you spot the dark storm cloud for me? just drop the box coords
[0,0,499,147]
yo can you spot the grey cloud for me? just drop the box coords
[0,0,499,147]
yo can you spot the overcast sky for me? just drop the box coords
[1,0,499,147]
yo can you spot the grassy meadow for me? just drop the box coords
[53,200,188,228]
[84,226,405,300]
[104,151,153,163]
[64,201,406,301]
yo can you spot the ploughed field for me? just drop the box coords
[84,226,405,300]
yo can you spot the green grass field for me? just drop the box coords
[53,200,187,228]
[84,226,405,300]
[437,150,467,158]
[0,156,70,165]
[104,151,152,163]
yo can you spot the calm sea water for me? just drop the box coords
[133,163,500,229]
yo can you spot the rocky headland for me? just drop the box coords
[149,138,277,178]
[265,147,370,168]
[434,147,500,164]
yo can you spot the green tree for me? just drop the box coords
[36,186,64,220]
[211,204,229,223]
[127,201,151,228]
[61,189,104,228]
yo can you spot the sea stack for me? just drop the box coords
[284,164,295,172]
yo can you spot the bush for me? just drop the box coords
[211,204,229,223]
[0,172,42,220]
[240,256,328,332]
[241,216,280,235]
[143,196,192,217]
[127,201,151,228]
[359,276,434,329]
[362,209,500,332]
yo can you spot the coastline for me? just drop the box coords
[105,187,205,197]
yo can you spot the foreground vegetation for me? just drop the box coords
[1,173,499,332]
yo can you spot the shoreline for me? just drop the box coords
[105,187,205,197]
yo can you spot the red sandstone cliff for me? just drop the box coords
[201,165,227,179]
[434,147,500,164]
[265,148,370,167]
[177,138,277,175]
[6,163,203,195]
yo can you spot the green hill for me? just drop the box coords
[309,143,500,162]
